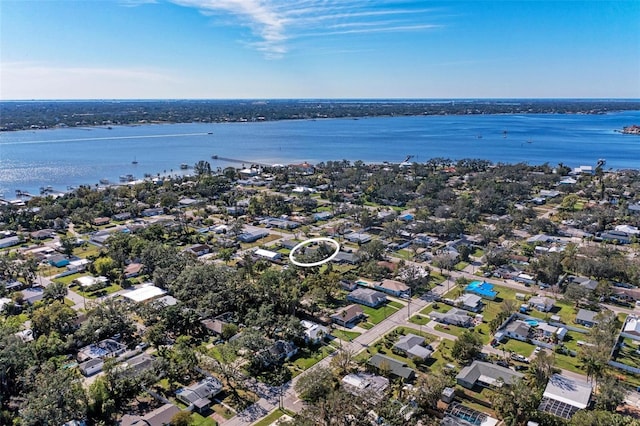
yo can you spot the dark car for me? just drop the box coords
[496,360,509,368]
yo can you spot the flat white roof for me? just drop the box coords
[254,248,280,259]
[123,284,166,302]
[543,374,592,409]
[75,275,108,287]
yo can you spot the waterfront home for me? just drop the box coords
[331,304,364,327]
[456,361,524,389]
[347,288,387,308]
[538,374,592,419]
[575,309,599,327]
[368,354,415,381]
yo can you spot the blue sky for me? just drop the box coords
[1,0,638,99]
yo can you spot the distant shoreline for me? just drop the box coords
[2,98,639,132]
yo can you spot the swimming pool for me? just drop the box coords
[525,319,539,327]
[465,280,498,299]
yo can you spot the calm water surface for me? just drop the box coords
[1,111,639,197]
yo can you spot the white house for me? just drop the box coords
[254,248,282,262]
[300,320,328,344]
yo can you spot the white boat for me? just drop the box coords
[99,178,109,184]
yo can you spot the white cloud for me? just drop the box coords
[167,1,442,57]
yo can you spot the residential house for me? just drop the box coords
[313,211,333,221]
[0,236,20,248]
[201,318,228,337]
[538,374,592,419]
[529,296,555,312]
[598,230,632,244]
[368,353,415,381]
[430,308,472,327]
[342,373,389,401]
[575,309,599,327]
[79,358,104,376]
[30,229,54,240]
[74,275,108,288]
[175,377,223,413]
[142,207,164,217]
[455,294,483,312]
[331,304,364,327]
[93,217,111,226]
[262,340,298,365]
[21,287,45,305]
[185,244,210,257]
[339,280,358,291]
[48,254,70,268]
[374,279,410,298]
[538,323,567,341]
[254,248,281,262]
[333,251,360,265]
[393,334,432,361]
[77,339,126,362]
[122,284,167,303]
[344,232,372,244]
[112,212,132,221]
[572,276,599,292]
[124,263,144,278]
[300,320,328,344]
[237,227,269,243]
[347,288,387,308]
[120,404,180,426]
[456,361,524,389]
[623,316,640,338]
[503,320,531,341]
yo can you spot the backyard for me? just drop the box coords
[361,301,403,326]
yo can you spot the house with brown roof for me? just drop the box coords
[124,263,144,278]
[374,279,410,298]
[92,217,111,226]
[331,304,365,327]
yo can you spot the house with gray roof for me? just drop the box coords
[529,296,555,312]
[175,377,223,413]
[368,353,415,381]
[538,374,592,419]
[575,309,599,327]
[393,333,432,360]
[342,373,389,401]
[504,320,531,341]
[430,308,472,327]
[455,293,483,312]
[456,361,524,389]
[347,288,387,308]
[572,276,599,292]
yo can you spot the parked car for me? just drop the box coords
[496,360,509,368]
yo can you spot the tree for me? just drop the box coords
[194,160,212,176]
[43,281,68,301]
[59,235,76,257]
[569,409,639,426]
[412,373,453,412]
[594,374,625,411]
[489,379,540,426]
[20,362,87,426]
[529,350,555,389]
[329,348,357,376]
[31,300,78,337]
[294,366,336,403]
[358,239,385,261]
[451,330,482,364]
[170,410,193,426]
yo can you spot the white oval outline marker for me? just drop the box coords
[289,237,340,267]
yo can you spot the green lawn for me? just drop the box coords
[409,314,430,326]
[420,303,451,316]
[615,338,640,368]
[362,304,399,326]
[554,352,584,375]
[394,249,414,260]
[191,413,217,426]
[388,300,404,309]
[73,244,102,259]
[499,339,536,357]
[74,283,122,299]
[472,248,485,257]
[54,272,84,285]
[434,324,467,338]
[455,261,469,271]
[291,345,336,370]
[252,409,293,426]
[332,329,361,341]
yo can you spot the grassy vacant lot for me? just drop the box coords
[528,300,579,326]
[434,324,467,338]
[499,339,536,357]
[615,338,640,368]
[291,345,336,371]
[420,303,451,316]
[53,272,84,285]
[332,329,361,342]
[73,244,102,258]
[361,303,400,326]
[409,314,430,326]
[253,409,295,426]
[73,283,122,299]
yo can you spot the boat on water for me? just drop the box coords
[132,157,138,165]
[207,132,213,135]
[180,163,189,169]
[99,178,110,185]
[119,174,135,182]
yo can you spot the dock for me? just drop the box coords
[211,155,273,168]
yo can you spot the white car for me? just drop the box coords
[534,346,542,354]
